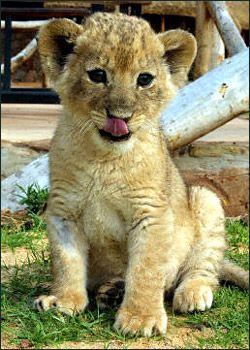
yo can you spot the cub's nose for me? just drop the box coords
[106,108,133,121]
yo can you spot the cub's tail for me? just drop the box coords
[219,259,249,290]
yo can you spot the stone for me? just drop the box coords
[173,141,249,217]
[1,142,43,180]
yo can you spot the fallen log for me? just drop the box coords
[205,1,246,56]
[161,49,249,149]
[1,49,249,212]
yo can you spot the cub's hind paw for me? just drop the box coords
[34,294,88,315]
[34,295,58,312]
[173,282,213,313]
[96,277,125,309]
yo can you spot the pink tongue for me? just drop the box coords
[103,118,129,137]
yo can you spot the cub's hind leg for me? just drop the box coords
[96,277,125,309]
[173,186,226,313]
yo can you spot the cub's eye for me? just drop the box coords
[137,73,154,87]
[87,69,107,83]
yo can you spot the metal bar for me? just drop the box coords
[91,4,105,13]
[3,15,12,90]
[1,89,60,104]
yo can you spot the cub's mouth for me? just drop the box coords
[99,117,131,142]
[99,129,131,142]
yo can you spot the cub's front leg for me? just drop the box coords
[114,208,177,337]
[34,215,88,315]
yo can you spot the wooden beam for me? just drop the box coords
[141,1,249,30]
[161,15,166,32]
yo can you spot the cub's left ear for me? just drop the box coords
[158,29,197,87]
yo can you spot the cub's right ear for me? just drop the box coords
[38,18,83,85]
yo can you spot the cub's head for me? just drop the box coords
[38,12,196,150]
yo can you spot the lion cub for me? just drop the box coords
[35,12,248,336]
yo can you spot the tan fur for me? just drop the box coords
[219,259,249,290]
[34,13,248,336]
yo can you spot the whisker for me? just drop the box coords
[129,118,161,135]
[91,111,105,117]
[79,120,94,137]
[144,122,162,136]
[80,119,92,131]
[91,116,103,128]
[67,119,92,138]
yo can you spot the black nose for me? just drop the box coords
[106,108,133,121]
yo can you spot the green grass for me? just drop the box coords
[181,287,248,349]
[16,183,49,215]
[2,213,46,251]
[1,248,135,348]
[1,217,249,349]
[225,218,249,269]
[2,182,48,251]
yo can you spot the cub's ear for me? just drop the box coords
[38,18,83,85]
[158,29,197,88]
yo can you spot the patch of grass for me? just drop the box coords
[182,287,248,349]
[225,218,249,269]
[2,213,47,251]
[17,183,49,215]
[1,250,133,348]
[2,218,249,348]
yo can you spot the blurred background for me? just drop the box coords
[1,0,249,91]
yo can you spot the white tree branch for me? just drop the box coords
[1,20,49,30]
[1,37,38,75]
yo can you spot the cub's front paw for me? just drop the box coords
[173,282,213,313]
[114,305,167,337]
[34,293,88,315]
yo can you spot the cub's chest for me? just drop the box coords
[74,158,142,241]
[82,198,128,243]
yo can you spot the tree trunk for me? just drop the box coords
[193,1,225,79]
[205,1,246,56]
[1,49,249,212]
